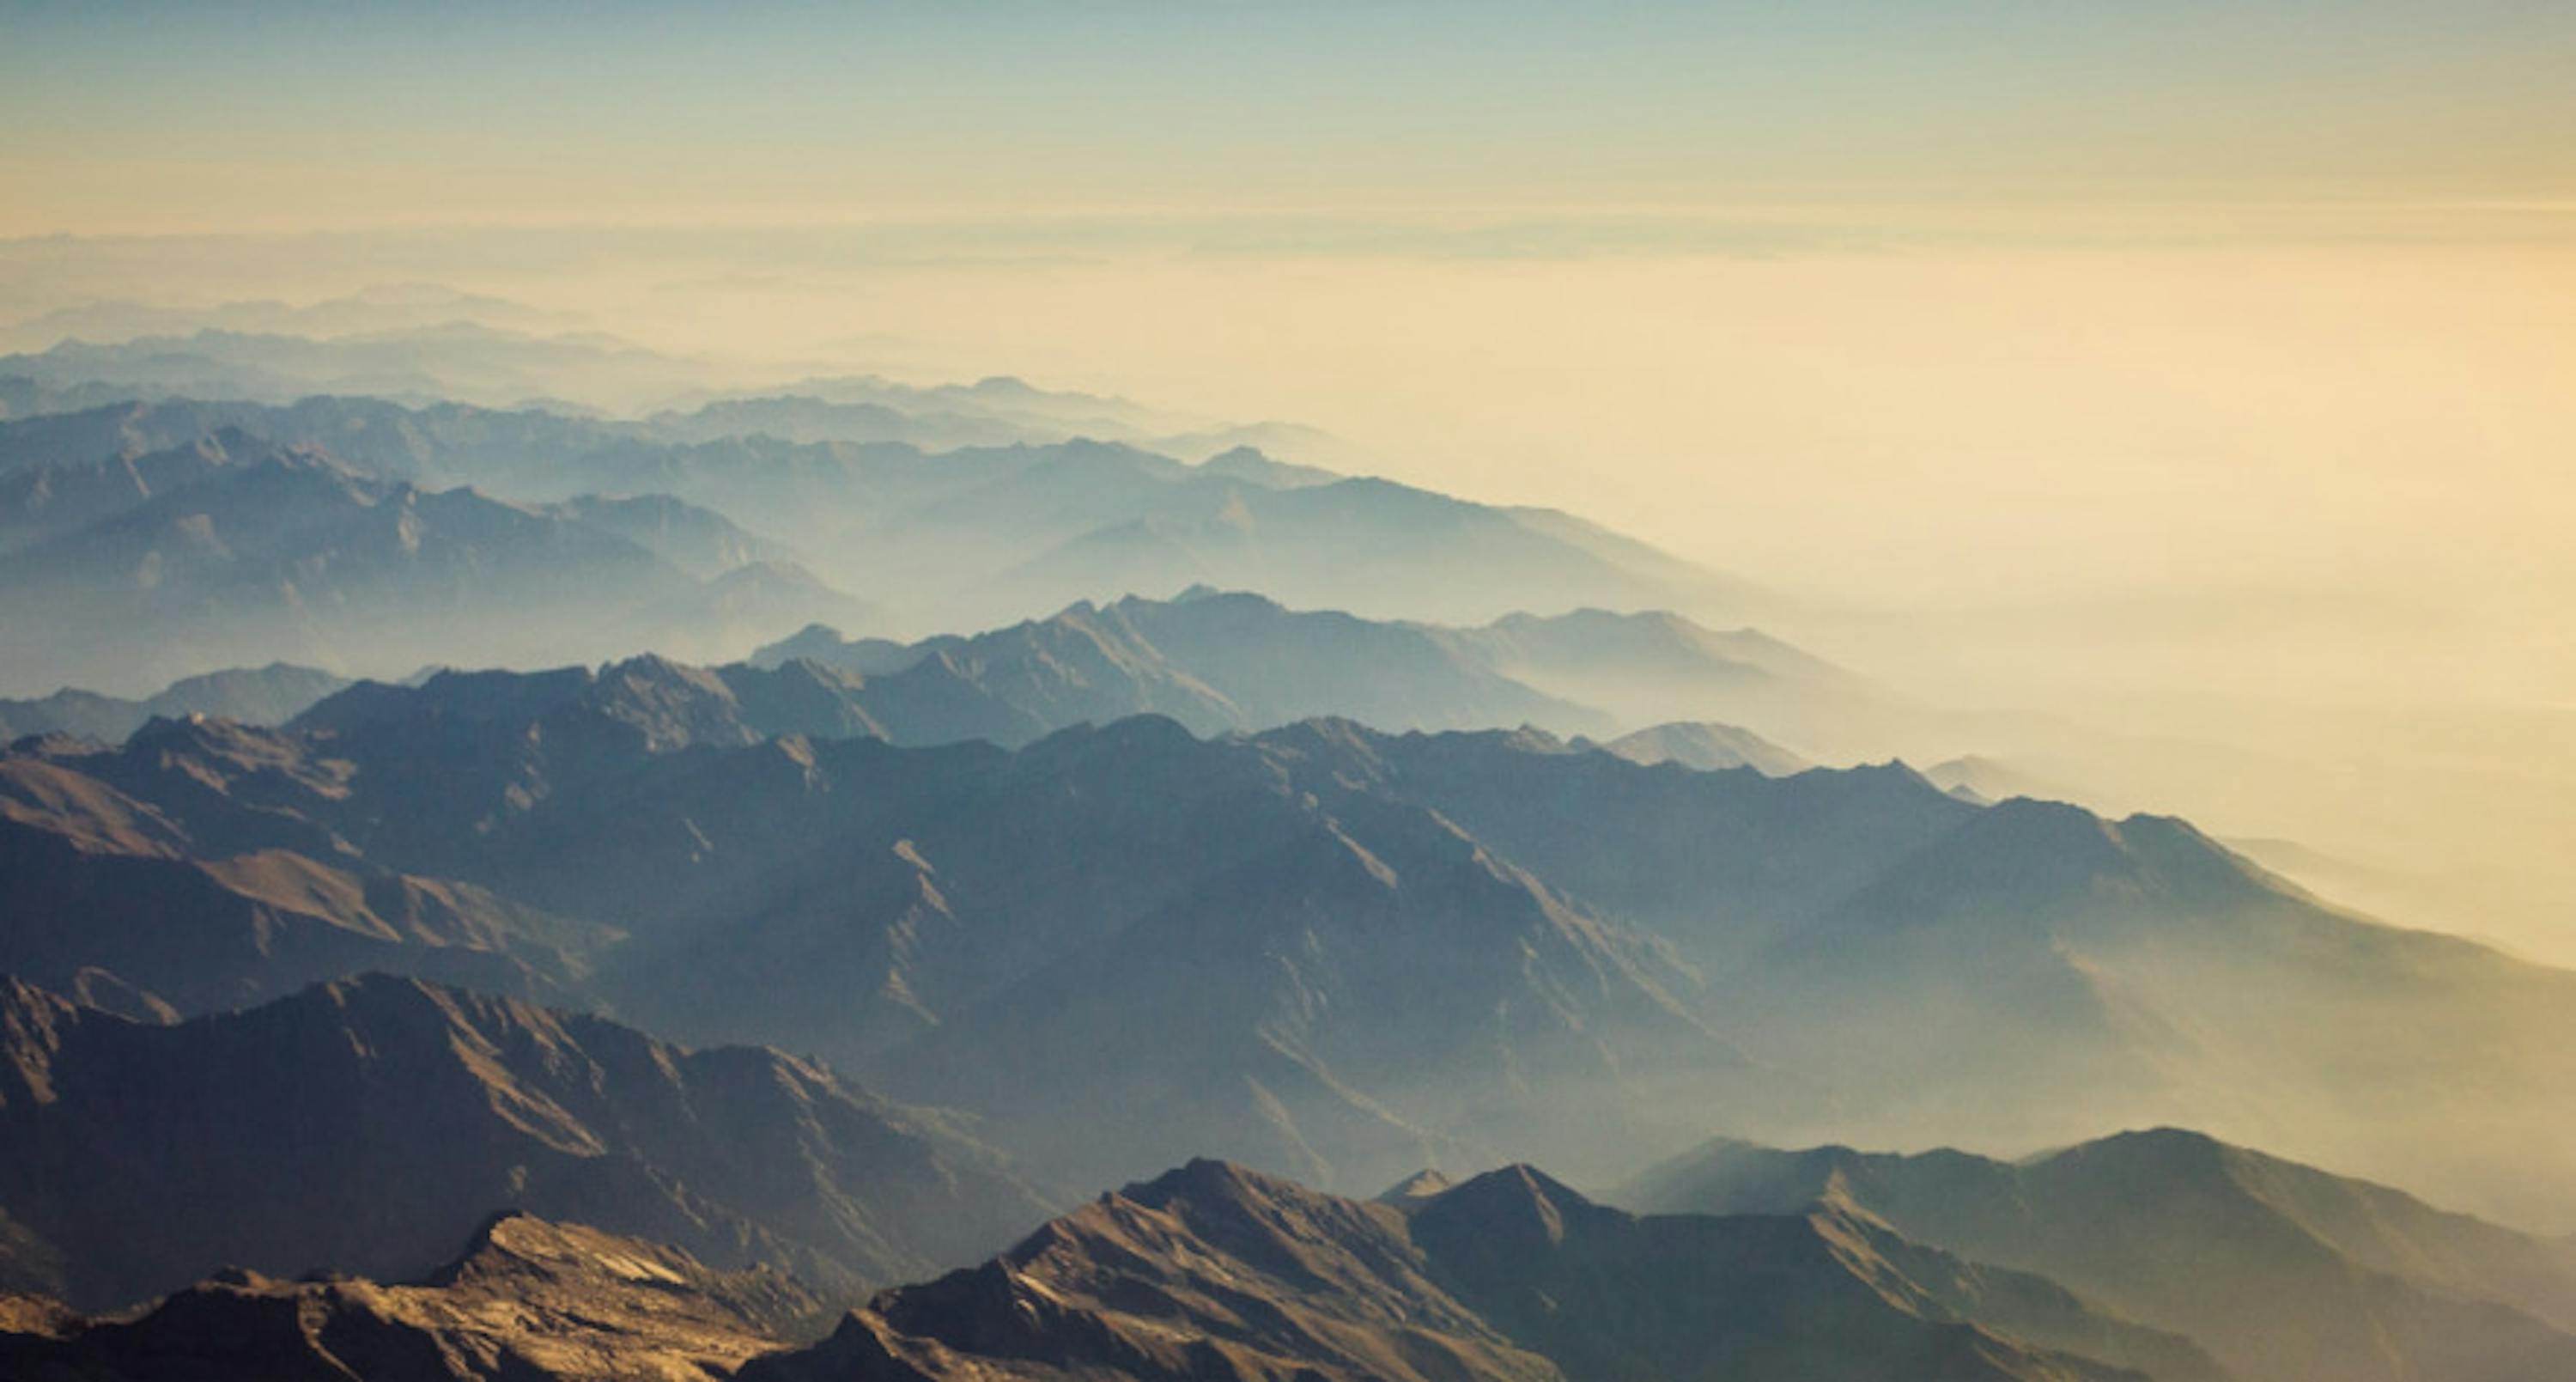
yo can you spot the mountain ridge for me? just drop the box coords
[0,1210,831,1382]
[743,1157,2183,1382]
[0,972,1054,1313]
[8,696,2576,1224]
[1619,1126,2576,1382]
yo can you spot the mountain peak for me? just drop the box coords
[1376,1169,1456,1209]
[1123,1155,1301,1210]
[13,1208,835,1382]
[428,1208,774,1303]
[2044,1125,2240,1179]
[1414,1164,1606,1251]
[431,1207,544,1276]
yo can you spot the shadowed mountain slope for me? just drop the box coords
[0,324,723,416]
[0,662,348,743]
[0,743,608,1011]
[0,975,1053,1313]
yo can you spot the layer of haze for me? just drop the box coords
[3,0,2572,959]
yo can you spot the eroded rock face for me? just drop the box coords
[0,1212,828,1382]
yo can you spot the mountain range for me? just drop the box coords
[0,972,1052,1313]
[0,1212,829,1382]
[0,392,1756,695]
[21,1110,2576,1380]
[750,591,1875,753]
[0,309,1366,469]
[0,323,740,416]
[748,1158,2216,1382]
[3,577,1864,774]
[0,428,871,692]
[1620,1127,2576,1382]
[276,588,1859,760]
[6,683,2573,1225]
[0,661,347,743]
[0,285,578,355]
[5,1155,2250,1382]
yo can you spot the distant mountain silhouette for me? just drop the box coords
[538,491,799,578]
[746,589,1611,743]
[744,590,1861,748]
[0,661,346,742]
[277,590,1861,761]
[0,393,1758,658]
[1592,720,1810,774]
[984,471,1753,629]
[0,431,870,692]
[0,395,615,491]
[0,283,569,352]
[1432,606,1901,757]
[1622,1127,2576,1382]
[0,324,723,414]
[1924,753,2082,806]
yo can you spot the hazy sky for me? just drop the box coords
[6,1,2576,234]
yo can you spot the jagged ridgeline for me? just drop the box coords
[6,672,2573,1231]
[744,1159,2219,1382]
[0,1152,2245,1382]
[5,583,1878,761]
[24,1146,2574,1382]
